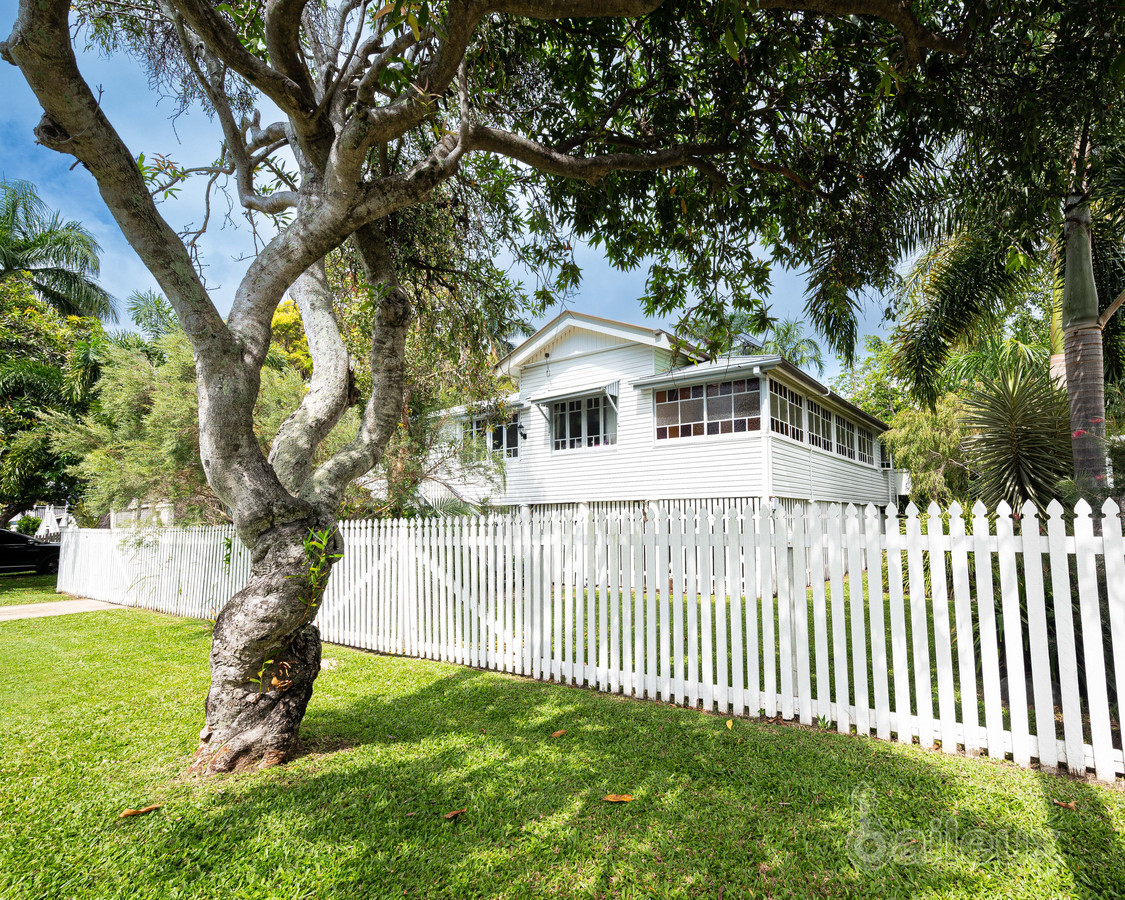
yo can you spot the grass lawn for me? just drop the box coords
[0,574,62,606]
[2,599,1125,898]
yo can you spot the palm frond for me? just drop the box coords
[0,178,115,322]
[27,267,116,322]
[890,228,1036,405]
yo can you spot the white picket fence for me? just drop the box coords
[58,498,1125,782]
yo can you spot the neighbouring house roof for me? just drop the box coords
[496,310,707,378]
[632,355,889,432]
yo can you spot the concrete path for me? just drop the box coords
[0,598,123,622]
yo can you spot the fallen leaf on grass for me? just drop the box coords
[119,805,161,818]
[443,808,467,819]
[602,794,633,803]
[551,729,566,738]
[726,719,733,730]
[1053,800,1077,810]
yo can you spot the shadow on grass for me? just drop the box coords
[1038,772,1125,899]
[147,662,1083,899]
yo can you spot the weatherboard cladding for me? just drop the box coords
[451,314,892,507]
[502,340,764,504]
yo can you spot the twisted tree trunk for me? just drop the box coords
[192,516,338,773]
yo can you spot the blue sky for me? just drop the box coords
[0,3,888,381]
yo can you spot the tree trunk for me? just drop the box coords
[0,502,23,530]
[190,517,337,774]
[1062,194,1107,489]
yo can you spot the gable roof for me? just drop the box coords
[497,310,706,377]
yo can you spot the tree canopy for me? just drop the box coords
[1,0,979,772]
[0,278,100,526]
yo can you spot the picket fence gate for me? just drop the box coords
[58,498,1125,782]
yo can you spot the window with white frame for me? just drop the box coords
[552,395,616,450]
[769,380,804,441]
[807,400,833,451]
[835,415,856,459]
[467,413,520,458]
[879,441,892,469]
[857,428,874,465]
[654,377,760,440]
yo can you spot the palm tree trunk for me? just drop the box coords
[1062,194,1106,489]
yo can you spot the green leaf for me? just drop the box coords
[720,30,740,62]
[1111,51,1125,84]
[1004,245,1031,274]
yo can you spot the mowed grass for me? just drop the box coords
[0,573,62,606]
[2,604,1125,899]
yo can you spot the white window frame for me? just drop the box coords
[857,428,874,466]
[654,377,761,441]
[835,415,856,460]
[551,394,616,452]
[769,380,804,442]
[807,399,833,452]
[467,412,521,458]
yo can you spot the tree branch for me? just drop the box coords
[465,125,750,185]
[756,0,965,67]
[171,12,299,215]
[167,0,317,119]
[263,0,315,100]
[302,224,410,509]
[269,262,353,493]
[2,0,230,351]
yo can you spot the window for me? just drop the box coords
[654,377,760,440]
[467,413,520,458]
[807,400,833,452]
[857,428,874,465]
[835,415,856,460]
[769,380,804,441]
[879,441,892,469]
[552,395,616,450]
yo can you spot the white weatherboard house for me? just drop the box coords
[443,310,901,512]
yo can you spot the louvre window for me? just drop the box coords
[552,395,616,450]
[654,378,760,440]
[807,400,833,452]
[769,380,804,441]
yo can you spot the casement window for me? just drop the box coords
[857,428,874,465]
[835,415,856,460]
[552,395,616,450]
[807,400,833,452]
[769,380,804,441]
[467,413,520,458]
[654,377,760,440]
[879,441,892,469]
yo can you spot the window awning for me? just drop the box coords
[525,382,620,407]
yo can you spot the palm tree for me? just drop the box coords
[0,179,115,321]
[757,317,826,376]
[888,171,1125,490]
[691,311,826,375]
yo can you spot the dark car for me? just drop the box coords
[0,529,60,574]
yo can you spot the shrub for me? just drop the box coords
[13,515,41,535]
